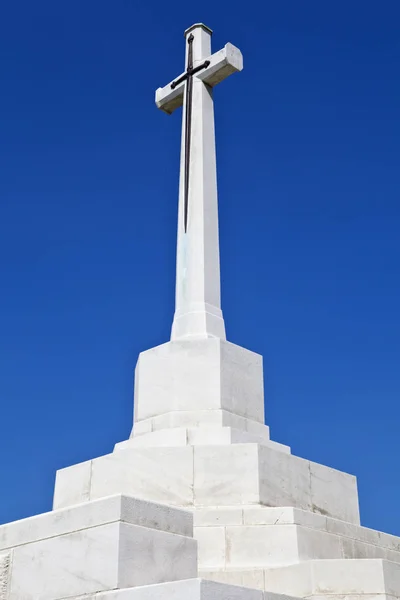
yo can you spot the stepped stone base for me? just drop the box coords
[53,443,359,525]
[67,579,290,599]
[0,495,196,600]
[193,506,400,571]
[4,334,399,599]
[202,559,400,598]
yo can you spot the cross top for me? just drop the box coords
[156,24,243,341]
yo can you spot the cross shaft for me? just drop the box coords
[171,34,211,232]
[155,24,243,341]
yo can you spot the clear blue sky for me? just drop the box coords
[0,1,399,534]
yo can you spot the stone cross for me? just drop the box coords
[156,23,243,341]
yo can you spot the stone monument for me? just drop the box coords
[1,22,400,600]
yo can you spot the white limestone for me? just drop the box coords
[194,507,244,527]
[9,523,196,600]
[0,553,10,600]
[203,560,400,598]
[195,505,400,574]
[0,495,192,550]
[0,495,197,600]
[116,426,289,453]
[195,444,359,521]
[156,25,242,341]
[87,447,194,509]
[53,443,359,524]
[69,578,269,599]
[132,339,265,433]
[263,559,400,599]
[131,409,271,438]
[53,459,92,508]
[2,21,399,600]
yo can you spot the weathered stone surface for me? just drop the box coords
[54,443,359,525]
[194,505,400,571]
[3,21,400,600]
[132,339,265,431]
[54,447,195,510]
[116,426,289,454]
[202,560,400,598]
[1,495,192,551]
[70,578,274,599]
[130,410,270,439]
[9,522,196,600]
[0,552,10,600]
[264,559,400,599]
[1,496,196,600]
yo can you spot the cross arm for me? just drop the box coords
[197,43,243,87]
[155,43,243,115]
[155,78,186,115]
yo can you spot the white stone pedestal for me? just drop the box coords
[132,339,265,437]
[3,19,399,600]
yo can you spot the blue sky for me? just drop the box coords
[0,1,399,534]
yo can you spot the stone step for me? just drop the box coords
[193,505,400,570]
[115,426,290,454]
[53,443,359,525]
[0,495,196,600]
[69,578,291,600]
[201,559,400,599]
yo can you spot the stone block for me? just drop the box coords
[203,560,400,598]
[116,428,189,450]
[0,552,10,600]
[9,522,196,600]
[133,410,230,432]
[194,503,400,572]
[70,578,267,599]
[194,507,243,527]
[195,526,225,568]
[1,495,197,600]
[194,444,260,506]
[130,411,271,441]
[242,506,296,526]
[53,460,91,509]
[1,495,192,550]
[131,419,152,437]
[91,448,194,507]
[189,426,268,446]
[193,444,359,522]
[54,447,195,510]
[225,525,299,568]
[195,523,343,571]
[263,559,400,598]
[310,460,360,524]
[132,339,264,428]
[295,526,342,562]
[258,445,311,510]
[116,425,288,453]
[54,443,359,525]
[258,445,360,524]
[200,570,265,592]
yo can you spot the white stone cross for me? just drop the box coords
[156,23,243,341]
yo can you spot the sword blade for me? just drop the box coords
[182,37,210,233]
[183,35,194,233]
[184,74,193,233]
